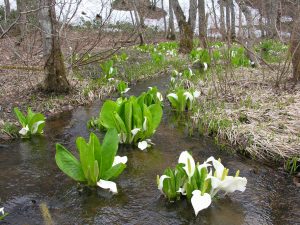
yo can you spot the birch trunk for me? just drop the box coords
[230,0,236,40]
[39,0,70,93]
[220,0,226,40]
[198,0,206,47]
[189,0,197,32]
[4,0,10,19]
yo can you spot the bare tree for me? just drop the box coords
[189,0,197,32]
[16,0,27,44]
[172,0,194,53]
[230,0,236,40]
[198,0,206,47]
[167,0,176,39]
[236,0,259,66]
[4,0,11,20]
[39,0,70,93]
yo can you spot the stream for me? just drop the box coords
[0,75,299,225]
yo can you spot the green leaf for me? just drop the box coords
[99,100,118,128]
[90,133,102,178]
[55,143,85,182]
[14,107,27,127]
[100,128,119,173]
[76,136,95,179]
[28,114,45,134]
[148,104,163,131]
[102,163,126,180]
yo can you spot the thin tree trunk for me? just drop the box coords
[4,0,10,20]
[225,0,231,41]
[39,0,70,93]
[132,0,144,45]
[16,0,27,44]
[238,5,242,38]
[189,0,197,32]
[130,11,135,26]
[220,0,226,40]
[211,0,219,30]
[161,0,167,35]
[167,0,176,40]
[236,0,259,66]
[291,16,300,82]
[198,0,206,47]
[230,0,236,40]
[172,0,193,53]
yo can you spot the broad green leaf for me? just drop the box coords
[14,107,27,127]
[28,114,45,134]
[90,133,102,177]
[100,128,119,172]
[55,143,85,182]
[148,104,163,130]
[76,136,95,179]
[102,163,126,180]
[99,100,118,128]
[167,95,179,109]
[113,112,127,133]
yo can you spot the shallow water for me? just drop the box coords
[0,76,299,225]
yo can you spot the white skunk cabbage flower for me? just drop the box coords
[97,179,118,194]
[112,156,128,166]
[177,187,187,195]
[193,91,200,98]
[178,151,195,178]
[143,117,147,131]
[206,156,247,197]
[184,92,194,101]
[157,92,163,101]
[19,125,29,136]
[32,121,45,134]
[157,175,170,193]
[109,67,114,75]
[138,141,148,151]
[0,207,4,215]
[170,77,176,83]
[131,128,141,137]
[118,133,127,143]
[188,68,194,76]
[203,62,208,71]
[191,190,212,216]
[121,88,130,94]
[167,93,178,101]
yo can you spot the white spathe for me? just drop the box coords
[121,88,130,94]
[131,128,141,136]
[178,151,195,178]
[203,62,208,71]
[143,117,147,131]
[19,125,29,136]
[167,93,178,101]
[112,156,128,166]
[158,175,170,193]
[138,141,148,151]
[97,179,118,194]
[177,187,187,195]
[31,121,45,134]
[193,91,200,98]
[184,92,194,101]
[206,156,224,179]
[0,207,4,215]
[191,190,212,216]
[157,92,163,101]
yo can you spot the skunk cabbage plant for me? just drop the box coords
[0,207,8,221]
[157,151,247,216]
[117,81,130,95]
[167,88,200,111]
[100,60,117,78]
[55,129,127,193]
[98,94,163,150]
[137,87,163,106]
[14,107,45,138]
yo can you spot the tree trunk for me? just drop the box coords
[238,5,242,38]
[4,0,10,19]
[189,0,197,32]
[211,0,219,30]
[172,0,193,53]
[132,0,145,45]
[161,0,167,35]
[291,17,300,82]
[219,0,226,40]
[39,0,70,93]
[236,0,259,66]
[230,0,236,40]
[167,0,176,40]
[16,0,27,44]
[198,0,206,47]
[225,0,231,41]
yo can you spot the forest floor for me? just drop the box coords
[192,66,300,161]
